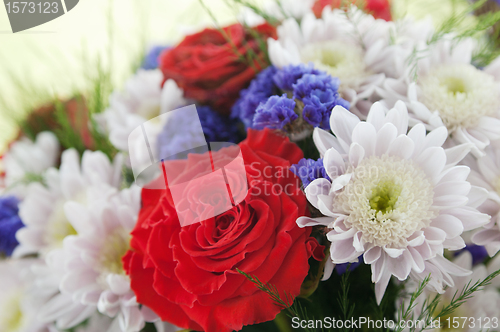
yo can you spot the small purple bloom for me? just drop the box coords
[142,45,170,70]
[157,105,240,160]
[455,244,489,266]
[253,95,297,130]
[336,258,363,275]
[232,66,279,128]
[293,74,340,100]
[197,106,240,143]
[273,63,323,91]
[302,89,337,129]
[0,196,24,257]
[290,158,331,188]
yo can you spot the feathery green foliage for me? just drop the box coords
[407,0,500,80]
[337,265,355,332]
[237,268,318,332]
[393,268,500,332]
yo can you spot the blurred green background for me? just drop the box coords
[0,0,471,153]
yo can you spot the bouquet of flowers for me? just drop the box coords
[2,0,500,331]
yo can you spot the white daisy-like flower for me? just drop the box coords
[466,141,500,256]
[96,69,186,161]
[36,185,171,332]
[13,149,123,258]
[297,101,490,304]
[0,259,52,332]
[31,249,121,331]
[267,7,416,118]
[396,251,500,332]
[2,132,59,198]
[381,37,500,157]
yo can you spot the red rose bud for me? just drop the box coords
[159,23,277,115]
[312,0,392,21]
[123,128,323,332]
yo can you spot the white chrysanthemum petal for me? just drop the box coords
[297,216,331,228]
[316,194,337,217]
[329,238,361,262]
[352,122,377,157]
[348,143,365,168]
[322,260,335,281]
[366,102,388,130]
[374,123,398,155]
[387,250,413,280]
[433,214,464,239]
[330,105,360,150]
[383,247,405,258]
[313,127,343,156]
[364,246,381,264]
[386,135,414,159]
[323,148,345,178]
[407,247,425,272]
[467,186,489,208]
[385,102,409,136]
[442,236,466,250]
[305,178,332,210]
[415,147,446,182]
[444,143,473,168]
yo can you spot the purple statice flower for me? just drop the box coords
[455,244,489,266]
[302,89,338,129]
[336,257,363,275]
[157,105,240,160]
[141,45,170,70]
[253,95,297,130]
[231,66,279,128]
[292,74,340,100]
[293,73,349,130]
[273,63,322,91]
[290,158,331,188]
[0,196,24,256]
[197,106,240,143]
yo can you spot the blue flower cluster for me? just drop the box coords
[253,95,297,130]
[157,105,240,160]
[0,196,24,257]
[290,158,331,188]
[197,106,241,143]
[231,66,279,128]
[336,258,363,275]
[232,63,349,131]
[454,244,489,266]
[141,45,170,70]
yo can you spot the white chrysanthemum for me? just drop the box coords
[466,141,500,256]
[297,101,491,304]
[31,250,116,331]
[396,251,500,332]
[2,132,59,198]
[267,7,419,118]
[0,259,52,332]
[36,185,173,332]
[381,37,500,157]
[13,149,123,258]
[96,70,187,161]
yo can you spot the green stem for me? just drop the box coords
[274,310,293,332]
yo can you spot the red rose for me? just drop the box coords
[312,0,392,21]
[123,129,324,332]
[159,23,277,115]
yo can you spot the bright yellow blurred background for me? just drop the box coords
[0,0,471,152]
